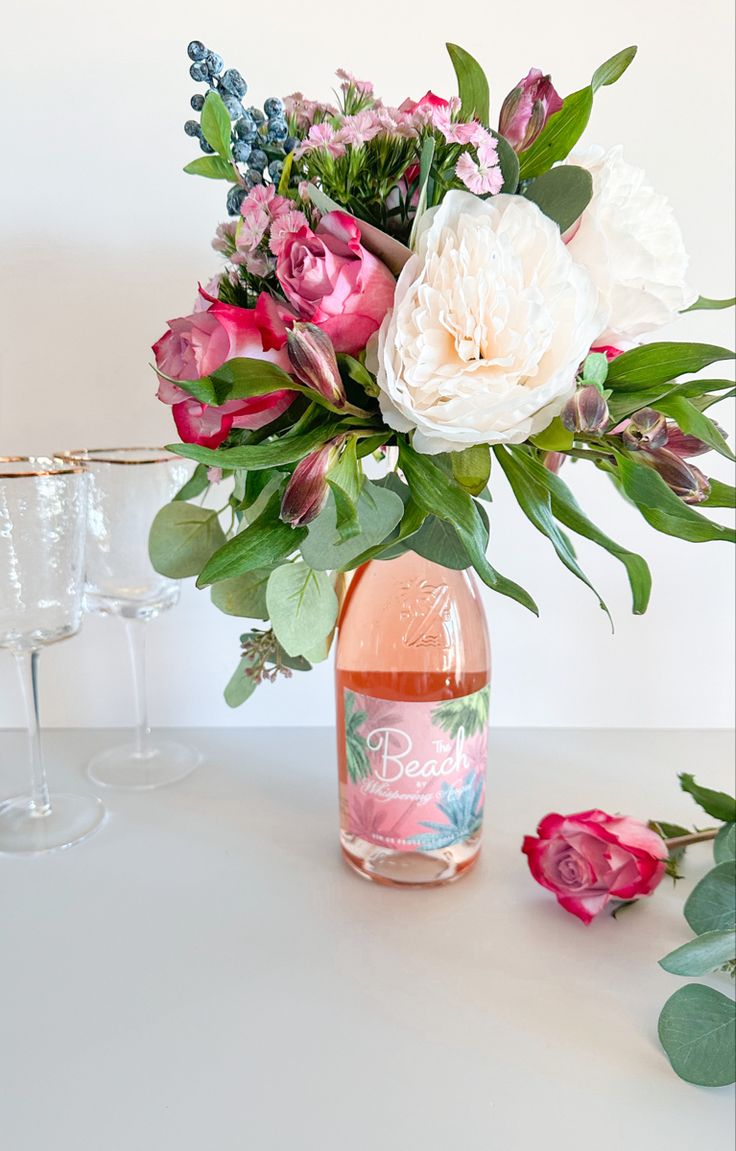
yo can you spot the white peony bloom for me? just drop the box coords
[375,190,603,454]
[566,145,697,344]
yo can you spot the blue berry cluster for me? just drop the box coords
[184,41,301,215]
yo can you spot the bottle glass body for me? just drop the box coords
[335,550,491,888]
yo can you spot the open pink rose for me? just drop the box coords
[275,211,396,355]
[153,292,295,448]
[522,810,667,924]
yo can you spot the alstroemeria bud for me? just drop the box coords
[280,438,344,526]
[561,385,609,434]
[621,408,668,451]
[639,448,711,504]
[542,451,566,474]
[286,322,346,408]
[498,69,563,152]
[665,420,725,459]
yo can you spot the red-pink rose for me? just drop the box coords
[275,211,396,355]
[399,90,450,113]
[522,810,667,924]
[153,293,295,448]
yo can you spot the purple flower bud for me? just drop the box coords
[280,438,344,527]
[638,448,711,505]
[286,323,346,409]
[621,408,668,451]
[542,451,566,474]
[664,420,725,459]
[498,69,563,152]
[561,385,610,434]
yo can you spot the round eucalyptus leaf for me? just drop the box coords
[659,929,736,976]
[714,823,736,864]
[224,656,258,708]
[266,563,338,658]
[684,861,736,935]
[210,569,271,620]
[658,984,735,1087]
[300,482,404,571]
[149,502,226,579]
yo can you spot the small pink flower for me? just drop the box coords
[269,209,310,256]
[300,122,346,158]
[212,220,238,255]
[336,68,374,96]
[455,138,503,196]
[207,467,224,484]
[522,810,667,924]
[237,204,270,252]
[338,111,382,147]
[433,107,487,146]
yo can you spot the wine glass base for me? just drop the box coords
[87,740,201,790]
[0,793,105,854]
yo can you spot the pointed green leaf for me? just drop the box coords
[327,437,363,540]
[654,395,735,462]
[490,128,520,193]
[523,165,593,233]
[613,453,735,544]
[266,562,338,658]
[168,419,345,471]
[398,442,538,615]
[683,295,736,312]
[659,985,736,1086]
[409,135,436,249]
[183,155,235,180]
[702,479,736,509]
[148,502,226,579]
[606,342,736,390]
[197,494,306,587]
[659,929,736,976]
[680,773,736,822]
[518,87,593,180]
[684,861,736,935]
[200,90,233,159]
[495,447,610,621]
[446,43,490,124]
[591,45,638,92]
[173,463,210,502]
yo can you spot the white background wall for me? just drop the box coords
[1,0,734,730]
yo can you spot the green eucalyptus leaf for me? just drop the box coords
[266,562,338,658]
[495,447,611,622]
[654,395,735,462]
[613,454,735,544]
[210,568,271,619]
[518,87,593,180]
[606,342,736,390]
[684,861,736,935]
[683,295,736,312]
[658,984,735,1087]
[523,165,593,233]
[659,929,736,977]
[300,481,405,571]
[591,45,638,92]
[183,155,235,180]
[398,442,538,615]
[197,493,306,587]
[200,91,233,159]
[517,448,651,614]
[168,419,345,471]
[224,655,258,707]
[680,773,736,823]
[148,502,225,579]
[173,463,210,502]
[446,43,490,124]
[451,445,491,496]
[715,824,736,863]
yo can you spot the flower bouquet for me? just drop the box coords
[150,40,735,703]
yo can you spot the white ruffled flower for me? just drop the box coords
[375,190,602,454]
[566,146,697,344]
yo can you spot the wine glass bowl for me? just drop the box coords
[56,448,201,790]
[0,457,105,853]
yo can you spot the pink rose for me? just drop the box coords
[275,211,396,355]
[522,810,667,924]
[498,68,563,152]
[153,292,295,449]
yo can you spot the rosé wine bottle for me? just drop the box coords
[335,550,491,888]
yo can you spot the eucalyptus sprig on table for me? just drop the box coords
[656,774,736,1088]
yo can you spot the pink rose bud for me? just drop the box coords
[522,809,668,924]
[286,323,346,408]
[280,438,344,527]
[665,420,726,459]
[621,408,668,451]
[638,448,711,504]
[498,68,563,152]
[561,385,609,434]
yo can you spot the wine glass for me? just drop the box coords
[57,448,201,790]
[0,457,105,852]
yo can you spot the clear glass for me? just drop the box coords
[335,550,491,888]
[56,448,201,790]
[0,457,105,852]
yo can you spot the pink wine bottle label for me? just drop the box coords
[343,686,490,852]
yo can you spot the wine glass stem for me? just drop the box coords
[13,649,51,816]
[125,619,151,757]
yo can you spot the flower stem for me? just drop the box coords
[664,829,718,849]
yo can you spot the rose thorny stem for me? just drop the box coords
[665,829,719,850]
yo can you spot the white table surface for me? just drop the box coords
[1,726,734,1151]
